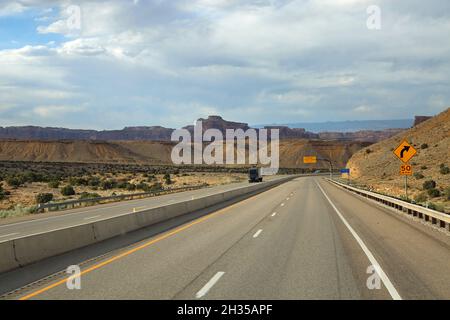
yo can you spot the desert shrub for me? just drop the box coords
[427,188,441,198]
[136,182,151,192]
[445,187,450,200]
[48,180,60,189]
[79,192,101,200]
[423,180,436,190]
[36,193,53,204]
[150,182,163,191]
[420,165,428,170]
[420,143,428,149]
[61,185,76,196]
[126,183,136,191]
[414,192,428,203]
[0,183,10,200]
[101,179,117,190]
[69,177,88,186]
[413,172,424,180]
[164,173,172,185]
[6,176,24,188]
[88,176,101,187]
[116,181,128,189]
[365,149,372,154]
[439,165,450,175]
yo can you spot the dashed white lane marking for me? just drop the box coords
[196,272,225,298]
[253,229,263,238]
[286,197,290,200]
[316,181,402,300]
[83,215,101,220]
[271,212,277,217]
[281,203,285,207]
[0,232,19,238]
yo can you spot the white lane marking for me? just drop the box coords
[316,181,402,300]
[253,229,263,238]
[133,206,147,213]
[271,212,277,217]
[83,215,101,221]
[0,232,19,238]
[281,203,285,207]
[196,272,225,298]
[286,197,290,200]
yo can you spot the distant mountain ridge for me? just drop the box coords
[0,115,406,143]
[255,119,413,133]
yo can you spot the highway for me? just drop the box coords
[1,176,449,300]
[0,176,285,241]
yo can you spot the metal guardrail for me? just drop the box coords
[328,179,450,231]
[36,184,209,212]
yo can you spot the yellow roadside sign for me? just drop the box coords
[303,156,317,164]
[393,140,417,163]
[400,164,413,176]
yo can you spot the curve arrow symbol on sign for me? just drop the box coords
[400,146,410,158]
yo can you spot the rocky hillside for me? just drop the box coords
[0,139,367,169]
[347,108,450,211]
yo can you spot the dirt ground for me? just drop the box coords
[0,172,247,211]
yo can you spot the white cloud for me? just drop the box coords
[0,0,449,128]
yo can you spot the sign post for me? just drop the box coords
[394,141,417,201]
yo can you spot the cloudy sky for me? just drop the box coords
[0,0,449,129]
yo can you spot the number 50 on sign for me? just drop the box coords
[400,164,412,176]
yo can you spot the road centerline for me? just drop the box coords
[253,229,263,238]
[195,272,225,299]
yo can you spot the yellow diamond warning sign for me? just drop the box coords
[393,140,417,163]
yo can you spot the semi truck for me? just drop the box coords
[248,167,263,183]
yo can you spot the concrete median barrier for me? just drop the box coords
[0,175,297,273]
[0,241,19,272]
[13,224,96,267]
[93,213,140,242]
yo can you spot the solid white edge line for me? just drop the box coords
[0,232,19,238]
[196,272,225,298]
[83,215,101,220]
[271,212,277,217]
[253,229,263,238]
[316,181,402,300]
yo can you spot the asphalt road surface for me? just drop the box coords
[2,176,449,300]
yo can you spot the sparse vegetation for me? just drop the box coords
[365,149,372,154]
[61,185,76,196]
[0,183,10,200]
[423,180,437,190]
[79,192,101,200]
[6,176,24,188]
[420,143,428,149]
[427,188,441,198]
[48,180,60,189]
[414,192,428,203]
[445,187,450,201]
[36,193,54,204]
[439,164,449,175]
[164,173,172,185]
[413,172,424,180]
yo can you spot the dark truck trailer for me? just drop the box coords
[248,168,263,183]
